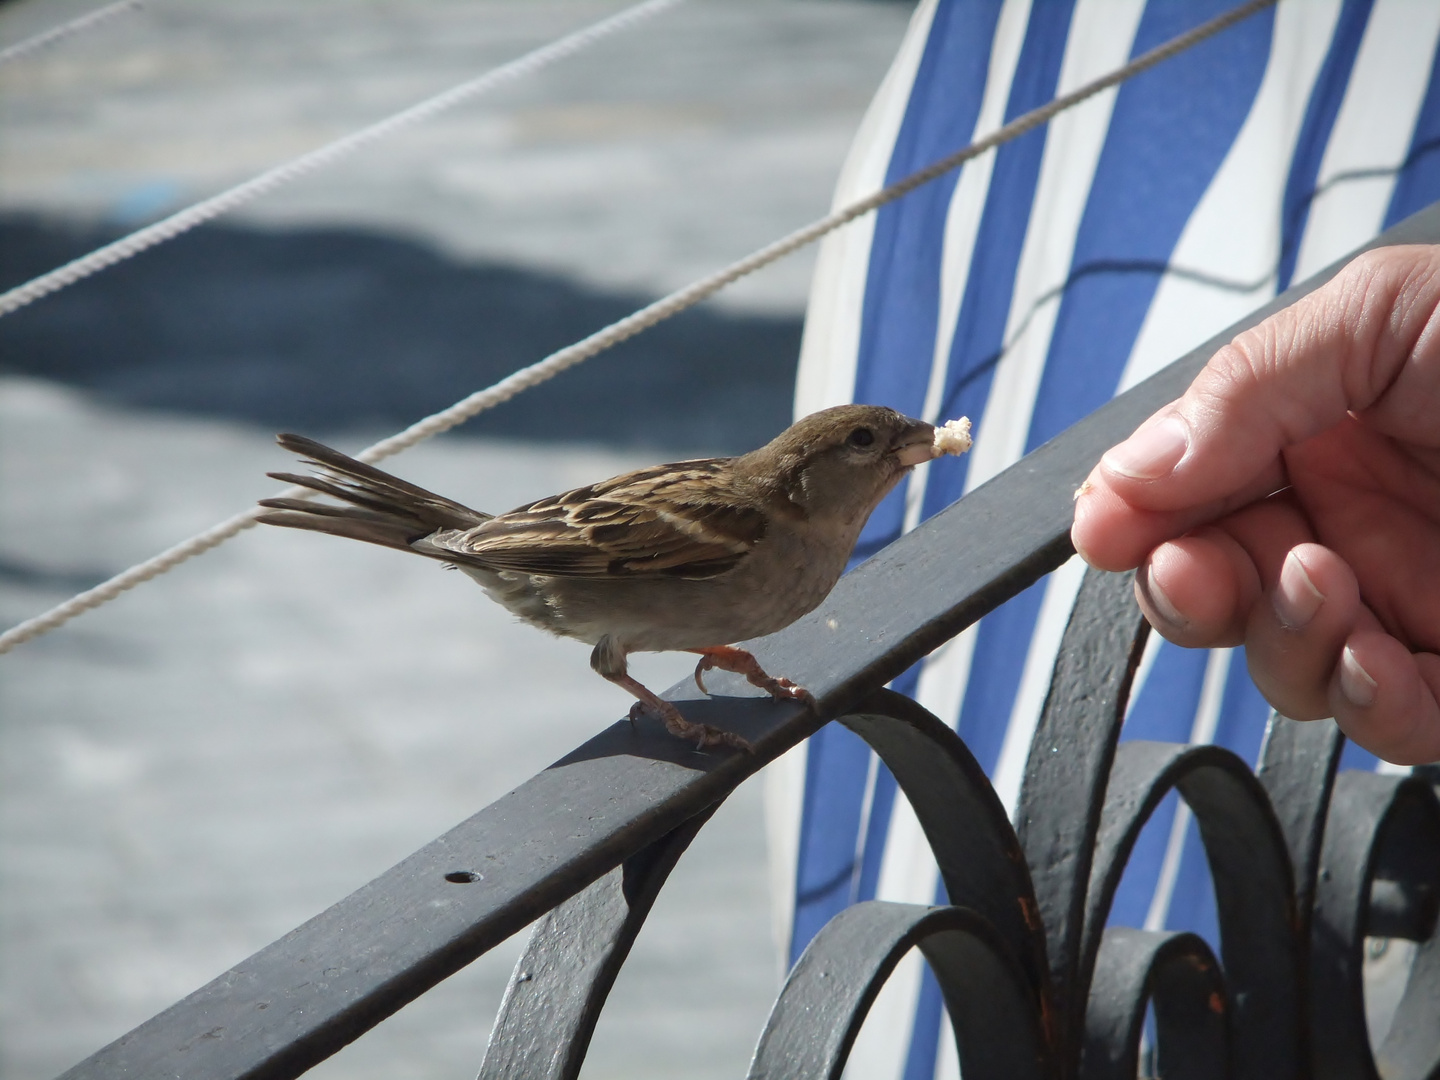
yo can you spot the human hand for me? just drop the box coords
[1072,245,1440,765]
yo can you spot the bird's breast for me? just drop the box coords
[454,517,858,656]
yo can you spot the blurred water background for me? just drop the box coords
[0,2,913,1077]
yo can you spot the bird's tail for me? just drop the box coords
[257,433,490,554]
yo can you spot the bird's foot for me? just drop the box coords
[691,646,815,708]
[615,677,751,752]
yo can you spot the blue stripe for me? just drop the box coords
[895,3,1079,1068]
[1024,0,1274,454]
[1123,640,1211,744]
[848,0,1007,568]
[1277,0,1374,293]
[907,0,1083,775]
[930,0,1078,475]
[953,580,1047,774]
[912,1,1273,1011]
[1164,814,1218,945]
[902,956,947,1080]
[790,723,874,964]
[1385,38,1440,227]
[852,664,925,906]
[1163,651,1272,946]
[1338,738,1379,773]
[1108,642,1211,929]
[1108,789,1183,930]
[900,875,955,1080]
[790,0,1006,962]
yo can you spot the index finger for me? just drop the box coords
[1073,244,1440,570]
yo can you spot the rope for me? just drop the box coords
[0,0,1277,656]
[0,0,141,68]
[0,0,685,319]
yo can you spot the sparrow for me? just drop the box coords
[256,405,970,751]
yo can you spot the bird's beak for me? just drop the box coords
[890,422,938,468]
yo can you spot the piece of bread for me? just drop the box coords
[932,417,973,456]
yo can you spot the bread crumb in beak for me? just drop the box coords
[933,417,973,456]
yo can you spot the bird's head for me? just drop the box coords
[738,404,939,525]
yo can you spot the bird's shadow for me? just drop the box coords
[551,681,813,775]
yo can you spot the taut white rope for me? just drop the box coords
[0,0,1277,656]
[0,0,141,68]
[0,0,684,318]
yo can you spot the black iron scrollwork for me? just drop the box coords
[1082,927,1227,1080]
[750,901,1046,1080]
[734,569,1439,1079]
[477,566,1440,1080]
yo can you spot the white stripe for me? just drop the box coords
[993,554,1089,819]
[763,738,810,979]
[1121,0,1343,392]
[843,949,929,1080]
[905,0,1147,849]
[844,783,945,1080]
[769,0,940,965]
[904,0,1034,532]
[959,0,1148,497]
[1123,624,1168,726]
[1375,759,1415,776]
[1143,648,1233,931]
[934,1023,961,1080]
[861,631,982,918]
[793,0,940,418]
[1292,0,1440,281]
[849,11,1033,1075]
[925,0,1036,410]
[914,627,982,736]
[839,629,979,1080]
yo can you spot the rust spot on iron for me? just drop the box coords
[1019,895,1042,931]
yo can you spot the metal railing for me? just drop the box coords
[56,206,1440,1080]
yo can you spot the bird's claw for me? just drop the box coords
[629,696,752,753]
[765,676,815,706]
[693,653,718,695]
[691,647,814,710]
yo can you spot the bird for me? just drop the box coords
[256,405,970,751]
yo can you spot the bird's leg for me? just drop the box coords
[689,645,815,707]
[590,637,751,752]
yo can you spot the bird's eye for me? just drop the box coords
[847,427,875,447]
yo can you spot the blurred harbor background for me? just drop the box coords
[0,2,914,1077]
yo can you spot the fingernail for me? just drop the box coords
[1136,566,1188,632]
[1273,550,1324,629]
[1340,646,1377,708]
[1102,415,1190,481]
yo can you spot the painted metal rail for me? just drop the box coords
[57,206,1440,1080]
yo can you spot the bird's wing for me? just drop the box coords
[425,460,768,579]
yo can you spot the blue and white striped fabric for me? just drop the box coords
[769,2,1440,1076]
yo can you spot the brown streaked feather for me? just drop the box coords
[262,439,772,580]
[426,459,769,580]
[256,507,426,552]
[258,434,491,556]
[273,433,491,531]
